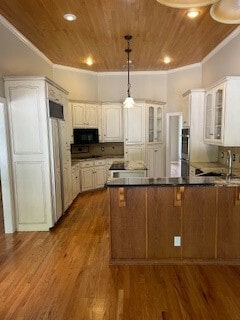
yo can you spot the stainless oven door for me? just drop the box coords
[181,159,189,177]
[181,128,190,160]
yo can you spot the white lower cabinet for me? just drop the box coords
[81,167,95,192]
[125,145,145,162]
[147,144,163,178]
[80,159,106,192]
[71,163,80,200]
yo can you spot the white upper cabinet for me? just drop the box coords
[204,77,240,146]
[124,103,145,145]
[102,103,123,142]
[146,104,163,144]
[182,89,218,162]
[72,103,98,128]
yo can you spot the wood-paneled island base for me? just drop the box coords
[107,177,240,265]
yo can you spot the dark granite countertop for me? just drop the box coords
[106,176,240,187]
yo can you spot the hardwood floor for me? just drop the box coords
[0,189,240,319]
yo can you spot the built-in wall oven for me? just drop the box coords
[181,128,190,177]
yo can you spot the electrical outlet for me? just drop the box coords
[232,153,236,161]
[174,236,181,247]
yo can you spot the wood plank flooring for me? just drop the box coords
[0,189,240,319]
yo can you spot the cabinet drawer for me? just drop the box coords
[94,159,106,166]
[80,161,94,168]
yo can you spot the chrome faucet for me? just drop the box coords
[226,149,233,179]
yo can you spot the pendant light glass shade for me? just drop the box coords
[123,35,135,108]
[156,0,240,24]
[156,0,218,8]
[210,0,240,24]
[123,96,136,108]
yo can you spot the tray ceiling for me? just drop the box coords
[0,0,237,72]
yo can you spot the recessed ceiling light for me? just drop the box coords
[63,13,76,21]
[186,9,200,19]
[85,57,93,66]
[163,56,171,64]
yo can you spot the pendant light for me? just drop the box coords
[156,0,240,24]
[123,35,136,108]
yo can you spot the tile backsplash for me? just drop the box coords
[218,146,240,168]
[71,142,124,159]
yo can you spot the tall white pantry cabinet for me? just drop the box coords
[4,76,70,231]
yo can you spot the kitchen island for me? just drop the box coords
[107,176,240,265]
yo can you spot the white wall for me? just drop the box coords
[167,64,202,113]
[202,29,240,88]
[0,17,53,97]
[98,72,167,102]
[53,66,98,101]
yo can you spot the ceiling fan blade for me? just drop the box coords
[156,0,219,8]
[210,0,240,23]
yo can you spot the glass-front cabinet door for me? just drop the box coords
[148,106,154,142]
[214,88,223,141]
[204,92,213,140]
[147,104,163,144]
[204,84,224,144]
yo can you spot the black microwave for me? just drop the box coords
[73,128,99,144]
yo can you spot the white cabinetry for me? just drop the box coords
[203,77,240,146]
[59,121,72,210]
[102,104,123,142]
[123,101,165,175]
[124,103,145,145]
[125,145,145,162]
[72,103,98,128]
[80,159,106,192]
[124,103,146,162]
[182,89,218,162]
[147,145,163,178]
[71,163,80,200]
[146,104,163,143]
[4,76,69,231]
[50,119,62,222]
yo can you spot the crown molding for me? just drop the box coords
[202,26,240,65]
[0,14,52,65]
[52,64,98,75]
[167,63,201,74]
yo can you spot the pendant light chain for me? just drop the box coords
[126,37,131,97]
[123,34,135,108]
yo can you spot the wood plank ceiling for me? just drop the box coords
[0,0,237,71]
